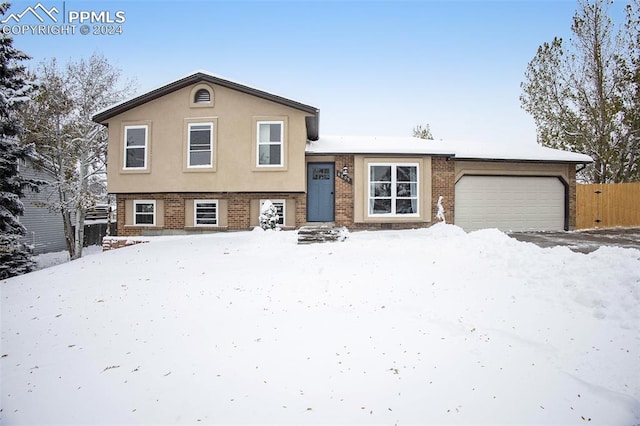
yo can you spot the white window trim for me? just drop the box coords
[133,200,156,226]
[256,121,284,167]
[368,163,420,217]
[194,199,218,227]
[260,199,285,226]
[123,125,148,170]
[187,122,214,168]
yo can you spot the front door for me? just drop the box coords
[307,163,335,222]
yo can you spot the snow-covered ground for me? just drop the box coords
[33,245,103,270]
[1,224,639,425]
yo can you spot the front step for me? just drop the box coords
[297,224,349,244]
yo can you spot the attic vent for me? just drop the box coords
[194,88,211,103]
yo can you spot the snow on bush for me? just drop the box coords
[259,200,279,230]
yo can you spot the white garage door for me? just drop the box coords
[454,176,565,232]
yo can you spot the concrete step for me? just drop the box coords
[297,225,349,244]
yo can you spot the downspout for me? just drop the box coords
[576,163,588,174]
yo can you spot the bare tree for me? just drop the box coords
[413,124,434,140]
[22,54,135,259]
[614,0,640,181]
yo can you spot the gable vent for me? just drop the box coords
[194,88,211,103]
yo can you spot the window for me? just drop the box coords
[260,199,285,226]
[134,200,155,225]
[194,200,218,226]
[124,125,148,169]
[188,123,213,167]
[369,164,419,216]
[194,88,211,103]
[312,167,331,180]
[257,121,283,166]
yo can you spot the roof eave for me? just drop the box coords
[453,156,594,164]
[92,72,319,124]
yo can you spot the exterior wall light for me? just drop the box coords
[337,164,352,184]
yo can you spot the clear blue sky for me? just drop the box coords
[4,0,631,145]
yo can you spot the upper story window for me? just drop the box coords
[257,121,283,167]
[194,88,211,103]
[124,125,148,169]
[188,123,213,167]
[369,164,419,216]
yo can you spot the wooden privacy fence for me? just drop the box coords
[576,182,640,229]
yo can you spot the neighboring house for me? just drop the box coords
[92,71,592,236]
[18,158,67,254]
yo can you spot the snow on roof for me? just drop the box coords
[306,136,455,156]
[306,136,593,163]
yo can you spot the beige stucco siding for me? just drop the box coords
[106,83,310,194]
[353,156,432,224]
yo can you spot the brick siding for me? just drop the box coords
[335,155,455,231]
[116,192,306,236]
[335,155,354,227]
[114,158,580,235]
[102,237,148,251]
[431,157,455,225]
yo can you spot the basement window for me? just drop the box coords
[133,200,156,225]
[194,200,218,226]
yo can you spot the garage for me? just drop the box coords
[454,175,566,232]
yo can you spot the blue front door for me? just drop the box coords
[307,163,335,222]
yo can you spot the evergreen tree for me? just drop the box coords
[0,2,39,279]
[0,140,39,279]
[259,200,279,230]
[520,0,639,183]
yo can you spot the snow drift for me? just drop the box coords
[1,224,638,424]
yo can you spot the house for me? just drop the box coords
[19,158,115,253]
[18,158,68,254]
[92,71,592,236]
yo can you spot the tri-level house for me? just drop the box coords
[93,71,592,236]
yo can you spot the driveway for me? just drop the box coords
[508,228,640,253]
